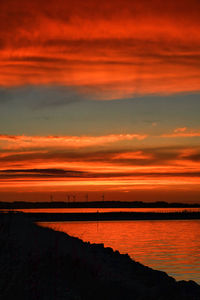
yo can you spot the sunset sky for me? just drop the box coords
[0,0,200,202]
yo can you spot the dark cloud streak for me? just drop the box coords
[0,168,200,180]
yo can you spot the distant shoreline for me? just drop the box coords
[5,211,200,222]
[1,200,200,209]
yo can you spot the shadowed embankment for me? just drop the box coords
[1,212,200,300]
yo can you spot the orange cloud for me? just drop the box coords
[0,141,200,193]
[0,133,147,150]
[0,142,200,173]
[1,0,200,98]
[178,148,198,158]
[162,128,200,138]
[112,151,152,160]
[174,127,187,133]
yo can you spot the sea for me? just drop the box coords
[32,207,200,284]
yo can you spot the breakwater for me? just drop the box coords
[1,212,200,300]
[11,210,200,222]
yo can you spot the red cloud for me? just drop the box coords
[1,0,200,98]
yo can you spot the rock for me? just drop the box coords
[1,212,200,300]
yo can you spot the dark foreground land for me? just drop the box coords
[1,213,200,300]
[1,201,200,209]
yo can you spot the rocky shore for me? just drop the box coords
[1,212,200,300]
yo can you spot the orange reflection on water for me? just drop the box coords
[41,219,200,283]
[10,207,200,213]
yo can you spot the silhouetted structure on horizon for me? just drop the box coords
[0,200,200,209]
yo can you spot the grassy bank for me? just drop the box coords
[0,212,200,300]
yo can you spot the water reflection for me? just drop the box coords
[40,220,200,284]
[4,207,200,213]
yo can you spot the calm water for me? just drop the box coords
[41,220,200,284]
[3,207,200,213]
